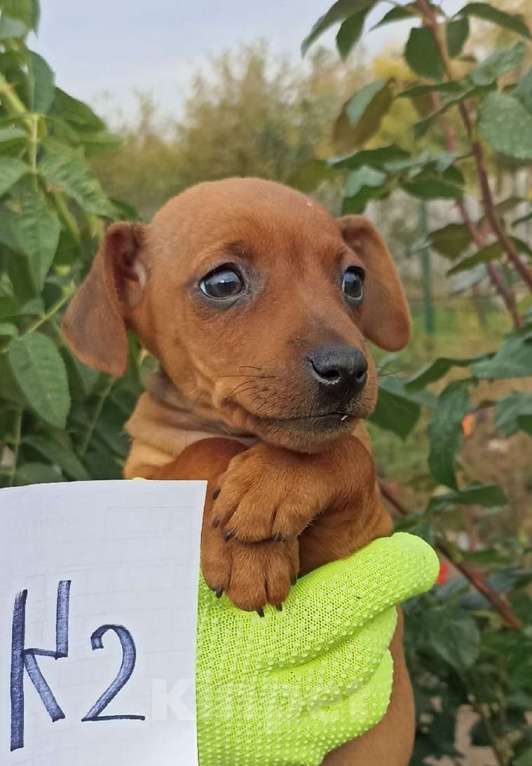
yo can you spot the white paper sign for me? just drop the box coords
[0,480,206,766]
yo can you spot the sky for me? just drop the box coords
[32,0,461,122]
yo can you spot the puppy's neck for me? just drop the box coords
[124,370,256,478]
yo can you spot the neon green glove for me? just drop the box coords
[197,532,439,766]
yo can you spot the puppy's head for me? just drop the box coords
[63,178,410,452]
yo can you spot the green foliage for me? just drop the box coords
[0,0,142,487]
[405,27,445,80]
[303,1,532,762]
[479,91,532,160]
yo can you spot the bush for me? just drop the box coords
[0,0,143,484]
[301,0,532,762]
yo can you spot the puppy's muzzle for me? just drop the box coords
[307,345,368,402]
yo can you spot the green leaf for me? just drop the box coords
[15,462,62,485]
[447,16,470,58]
[288,159,336,192]
[7,333,71,429]
[371,4,418,29]
[336,7,370,59]
[405,26,444,81]
[40,140,115,217]
[331,144,410,171]
[513,209,532,226]
[1,0,39,31]
[429,483,508,512]
[49,88,106,131]
[0,272,14,298]
[402,174,463,201]
[342,184,389,213]
[473,325,532,379]
[27,51,55,113]
[407,354,487,390]
[75,128,122,156]
[336,80,394,148]
[369,378,421,438]
[459,3,531,40]
[425,608,480,671]
[0,158,28,196]
[345,165,386,196]
[23,435,89,480]
[514,69,532,115]
[301,0,376,55]
[429,223,472,259]
[515,748,532,766]
[428,380,471,488]
[342,166,390,212]
[3,182,61,291]
[447,242,502,275]
[0,125,27,148]
[495,392,532,436]
[479,92,532,161]
[0,15,27,40]
[0,321,17,339]
[470,42,526,86]
[399,81,466,99]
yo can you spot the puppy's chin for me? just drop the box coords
[255,416,358,453]
[221,401,374,453]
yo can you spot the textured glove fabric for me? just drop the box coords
[197,532,439,766]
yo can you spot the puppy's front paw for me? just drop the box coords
[202,525,299,612]
[211,446,320,543]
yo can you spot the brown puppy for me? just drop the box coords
[63,178,413,765]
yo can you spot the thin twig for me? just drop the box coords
[379,481,523,631]
[20,286,76,338]
[457,200,522,327]
[80,377,115,457]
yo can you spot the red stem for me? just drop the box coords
[379,481,523,631]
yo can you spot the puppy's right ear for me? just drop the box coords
[62,222,147,377]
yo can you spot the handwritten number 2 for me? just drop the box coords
[82,625,145,722]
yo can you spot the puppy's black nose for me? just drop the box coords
[308,345,368,398]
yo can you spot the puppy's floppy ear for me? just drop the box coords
[338,215,411,351]
[62,222,147,377]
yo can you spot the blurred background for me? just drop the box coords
[0,1,531,763]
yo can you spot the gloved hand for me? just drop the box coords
[197,532,439,766]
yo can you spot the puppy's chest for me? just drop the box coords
[123,391,256,478]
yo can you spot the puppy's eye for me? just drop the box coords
[342,266,365,305]
[200,266,244,301]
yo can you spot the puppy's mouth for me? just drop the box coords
[225,402,367,437]
[264,410,358,432]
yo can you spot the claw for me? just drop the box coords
[272,532,285,542]
[275,603,283,612]
[223,529,236,542]
[215,587,224,599]
[212,488,221,500]
[256,608,265,618]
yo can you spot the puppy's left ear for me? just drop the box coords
[338,215,411,351]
